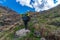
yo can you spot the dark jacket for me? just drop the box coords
[22,16,30,22]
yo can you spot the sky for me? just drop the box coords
[0,0,60,14]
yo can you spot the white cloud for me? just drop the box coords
[54,0,60,6]
[16,0,33,8]
[16,0,60,12]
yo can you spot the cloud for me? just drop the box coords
[54,0,58,4]
[54,0,60,6]
[16,0,33,8]
[16,0,60,12]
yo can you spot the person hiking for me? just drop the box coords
[22,13,30,30]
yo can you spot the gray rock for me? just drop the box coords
[40,37,46,40]
[15,28,30,37]
[34,31,41,37]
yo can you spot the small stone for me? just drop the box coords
[34,31,41,37]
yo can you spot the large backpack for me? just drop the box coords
[22,16,30,22]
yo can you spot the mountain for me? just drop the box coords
[27,5,60,40]
[0,5,60,40]
[29,4,60,27]
[0,5,21,26]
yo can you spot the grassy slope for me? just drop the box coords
[0,5,60,40]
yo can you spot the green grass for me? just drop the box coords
[14,25,24,31]
[1,11,60,40]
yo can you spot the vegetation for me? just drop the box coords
[0,5,60,40]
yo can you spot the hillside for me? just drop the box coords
[0,5,60,40]
[0,5,22,26]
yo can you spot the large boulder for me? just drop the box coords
[15,28,30,37]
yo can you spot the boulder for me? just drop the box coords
[40,37,46,40]
[15,28,30,37]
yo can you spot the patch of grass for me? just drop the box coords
[14,25,24,31]
[7,33,15,38]
[39,19,47,23]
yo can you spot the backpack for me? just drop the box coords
[22,16,30,22]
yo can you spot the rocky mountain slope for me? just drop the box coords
[0,5,23,40]
[0,5,60,40]
[0,5,22,26]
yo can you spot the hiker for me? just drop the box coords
[22,13,30,30]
